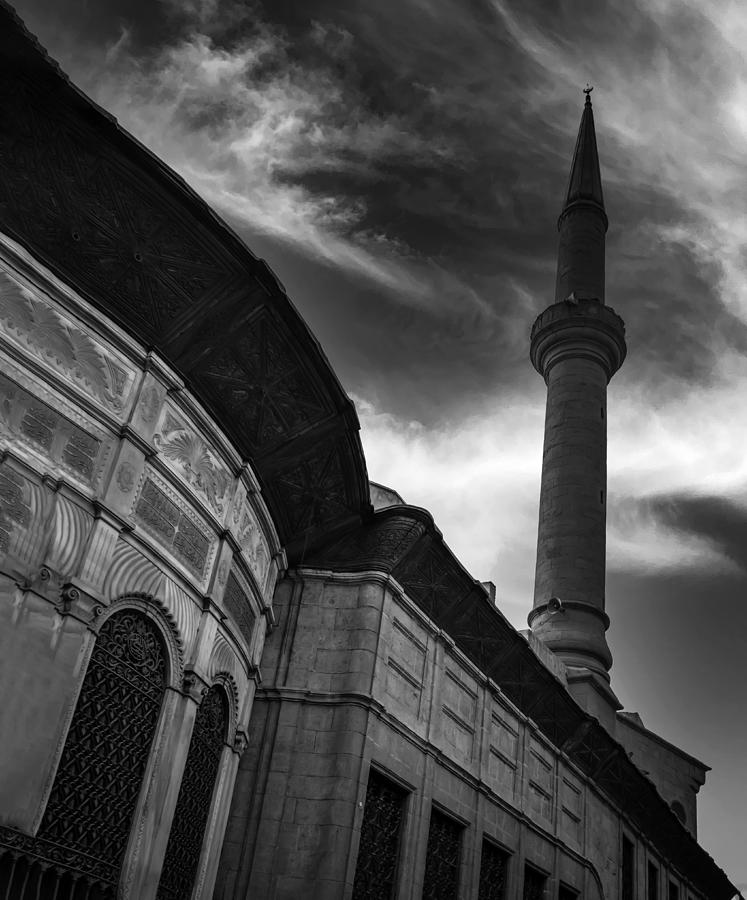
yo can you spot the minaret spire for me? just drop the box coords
[529,89,627,731]
[563,85,605,213]
[554,86,608,306]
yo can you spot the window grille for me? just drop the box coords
[477,839,509,900]
[422,808,462,900]
[352,769,407,900]
[522,865,546,900]
[0,610,167,898]
[156,685,229,900]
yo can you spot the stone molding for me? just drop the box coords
[530,298,626,383]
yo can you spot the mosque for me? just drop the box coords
[0,2,740,898]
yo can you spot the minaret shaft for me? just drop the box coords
[555,205,606,304]
[536,357,608,607]
[529,91,626,691]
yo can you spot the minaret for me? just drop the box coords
[528,88,626,725]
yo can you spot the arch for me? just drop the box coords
[103,592,185,685]
[32,610,167,894]
[156,684,230,900]
[211,670,241,739]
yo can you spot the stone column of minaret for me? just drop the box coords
[528,88,627,731]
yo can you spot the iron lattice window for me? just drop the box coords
[422,808,462,900]
[522,865,546,900]
[352,769,407,900]
[156,685,229,900]
[478,839,509,900]
[36,610,167,886]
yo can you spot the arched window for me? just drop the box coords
[157,684,228,900]
[0,610,167,899]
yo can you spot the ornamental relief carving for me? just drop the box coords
[138,384,161,424]
[234,499,270,588]
[133,468,216,584]
[0,269,135,415]
[0,462,32,557]
[116,461,136,493]
[153,407,232,519]
[0,364,112,488]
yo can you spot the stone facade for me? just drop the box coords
[0,238,281,899]
[215,570,713,900]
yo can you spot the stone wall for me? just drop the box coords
[218,568,703,900]
[0,235,281,900]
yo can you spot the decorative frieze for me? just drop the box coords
[222,568,256,651]
[153,404,233,521]
[103,540,165,602]
[229,485,271,590]
[45,494,91,577]
[134,471,215,581]
[0,366,112,488]
[0,267,135,417]
[0,464,30,554]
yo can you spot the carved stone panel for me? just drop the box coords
[134,470,216,582]
[222,568,256,650]
[153,403,233,521]
[0,267,136,418]
[232,497,270,589]
[0,366,112,488]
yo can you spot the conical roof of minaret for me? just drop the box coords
[561,88,605,216]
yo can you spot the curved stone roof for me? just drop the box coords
[0,2,371,562]
[309,506,738,900]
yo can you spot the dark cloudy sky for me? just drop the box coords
[11,0,747,886]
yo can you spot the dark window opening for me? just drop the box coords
[622,835,635,900]
[648,862,659,900]
[0,610,167,898]
[523,865,546,900]
[157,685,229,900]
[478,839,509,900]
[422,808,462,900]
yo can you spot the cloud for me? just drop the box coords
[67,6,501,318]
[353,391,545,625]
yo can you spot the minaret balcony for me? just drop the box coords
[530,298,626,383]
